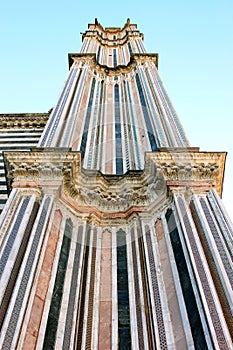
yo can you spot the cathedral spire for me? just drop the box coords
[39,20,190,174]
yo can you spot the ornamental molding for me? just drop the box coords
[3,150,226,218]
[18,188,42,199]
[147,151,226,197]
[69,53,158,74]
[0,113,49,129]
[85,18,140,38]
[4,149,78,180]
[87,32,143,48]
[3,150,165,215]
[62,163,166,213]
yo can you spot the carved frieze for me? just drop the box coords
[69,53,158,74]
[147,151,226,196]
[62,167,166,212]
[158,162,220,180]
[0,113,49,129]
[3,150,226,218]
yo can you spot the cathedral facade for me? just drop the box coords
[0,19,232,349]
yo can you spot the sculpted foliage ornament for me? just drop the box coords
[3,150,225,215]
[158,162,220,180]
[69,53,158,76]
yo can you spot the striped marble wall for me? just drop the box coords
[0,113,49,213]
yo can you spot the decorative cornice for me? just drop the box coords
[4,149,76,179]
[84,29,143,48]
[69,53,158,73]
[85,18,140,38]
[0,113,49,129]
[3,150,165,210]
[3,150,226,221]
[93,34,140,48]
[147,151,226,197]
[64,165,166,212]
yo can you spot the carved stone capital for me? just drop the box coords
[18,188,42,199]
[146,151,226,197]
[3,149,80,191]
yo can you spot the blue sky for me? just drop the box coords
[0,0,232,219]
